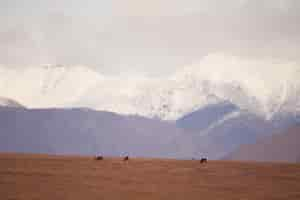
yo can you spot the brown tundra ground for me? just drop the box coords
[1,153,300,200]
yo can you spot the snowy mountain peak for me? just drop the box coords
[0,97,24,108]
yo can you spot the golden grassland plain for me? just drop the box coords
[1,153,300,200]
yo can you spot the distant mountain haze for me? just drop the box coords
[0,97,299,160]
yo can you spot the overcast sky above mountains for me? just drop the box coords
[1,0,300,76]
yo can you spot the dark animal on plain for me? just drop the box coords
[200,158,207,164]
[123,156,129,161]
[95,156,103,160]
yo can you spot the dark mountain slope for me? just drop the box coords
[0,107,194,158]
[224,125,300,163]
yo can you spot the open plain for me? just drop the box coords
[1,153,300,200]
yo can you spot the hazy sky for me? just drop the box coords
[0,0,300,76]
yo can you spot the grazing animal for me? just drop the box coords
[95,156,103,160]
[123,156,129,161]
[200,158,207,164]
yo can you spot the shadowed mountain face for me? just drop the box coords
[188,112,274,159]
[224,125,300,163]
[176,102,238,132]
[175,102,272,158]
[0,107,194,158]
[176,103,300,159]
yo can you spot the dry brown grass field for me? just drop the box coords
[1,153,300,200]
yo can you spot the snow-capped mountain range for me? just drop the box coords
[1,54,300,120]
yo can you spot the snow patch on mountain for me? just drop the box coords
[200,111,242,137]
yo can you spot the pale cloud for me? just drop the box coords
[110,0,298,16]
[0,0,299,77]
[111,0,207,16]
